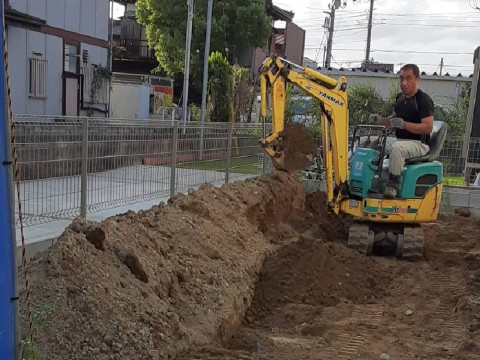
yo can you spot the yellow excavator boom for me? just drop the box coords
[259,55,349,212]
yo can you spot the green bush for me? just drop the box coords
[208,51,233,122]
[433,83,470,137]
[347,83,384,126]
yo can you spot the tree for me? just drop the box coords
[433,83,471,137]
[136,0,271,80]
[231,65,251,122]
[208,52,232,122]
[347,83,384,126]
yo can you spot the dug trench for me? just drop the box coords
[20,173,480,360]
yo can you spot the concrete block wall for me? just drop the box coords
[441,186,480,215]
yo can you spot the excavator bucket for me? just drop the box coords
[260,124,317,173]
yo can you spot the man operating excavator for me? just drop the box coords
[369,64,434,198]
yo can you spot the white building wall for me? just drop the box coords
[8,0,110,116]
[81,44,107,67]
[46,0,65,29]
[64,0,81,33]
[8,27,64,116]
[96,0,109,41]
[80,0,96,38]
[321,70,471,108]
[45,36,64,116]
[10,0,27,12]
[10,0,109,40]
[8,27,27,114]
[27,0,47,20]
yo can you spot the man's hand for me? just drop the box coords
[368,114,382,125]
[390,117,405,129]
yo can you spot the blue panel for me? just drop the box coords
[0,3,18,360]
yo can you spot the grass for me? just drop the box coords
[177,155,261,175]
[21,340,42,360]
[20,302,57,360]
[444,175,466,186]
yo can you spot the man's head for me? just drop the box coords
[399,64,420,97]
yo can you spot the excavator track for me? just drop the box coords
[347,221,371,255]
[348,221,424,262]
[398,226,424,262]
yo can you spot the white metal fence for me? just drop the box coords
[440,137,480,186]
[12,115,478,227]
[13,115,271,227]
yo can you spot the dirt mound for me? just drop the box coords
[20,167,480,360]
[21,172,305,360]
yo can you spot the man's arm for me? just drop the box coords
[404,115,433,134]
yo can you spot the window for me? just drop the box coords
[29,54,47,98]
[64,44,79,73]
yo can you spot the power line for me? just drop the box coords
[374,22,480,28]
[330,49,474,55]
[375,11,480,16]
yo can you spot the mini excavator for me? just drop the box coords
[259,55,447,261]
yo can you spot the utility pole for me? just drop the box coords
[200,0,212,125]
[182,0,194,123]
[108,0,114,72]
[365,0,374,63]
[325,0,346,68]
[199,0,212,160]
[439,57,444,76]
[324,2,337,68]
[323,45,327,68]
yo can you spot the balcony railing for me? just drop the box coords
[118,39,156,60]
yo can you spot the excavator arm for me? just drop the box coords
[259,55,349,212]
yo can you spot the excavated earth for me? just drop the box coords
[20,173,480,360]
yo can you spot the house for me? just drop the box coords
[247,4,306,77]
[112,0,157,75]
[110,1,176,117]
[5,0,110,116]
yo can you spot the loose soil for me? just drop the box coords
[272,124,317,172]
[20,173,480,360]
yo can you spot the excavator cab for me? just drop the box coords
[346,121,447,260]
[349,121,447,199]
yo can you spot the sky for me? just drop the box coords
[273,0,480,75]
[112,0,480,76]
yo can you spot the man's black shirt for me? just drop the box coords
[393,89,434,143]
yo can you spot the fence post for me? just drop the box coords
[170,121,178,198]
[199,125,205,161]
[262,116,267,174]
[80,118,88,218]
[171,107,175,123]
[225,123,233,185]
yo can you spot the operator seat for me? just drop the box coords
[405,121,448,164]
